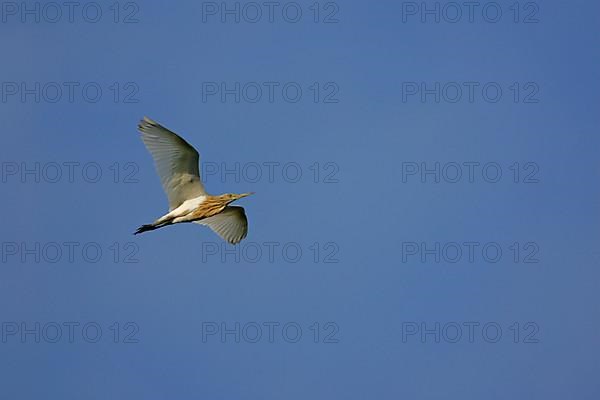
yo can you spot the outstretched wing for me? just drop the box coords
[195,206,248,245]
[138,117,206,210]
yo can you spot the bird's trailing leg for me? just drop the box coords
[133,220,172,235]
[134,224,157,235]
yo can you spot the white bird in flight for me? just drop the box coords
[134,117,253,244]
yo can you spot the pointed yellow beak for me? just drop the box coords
[236,192,254,199]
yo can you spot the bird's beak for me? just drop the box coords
[237,192,254,199]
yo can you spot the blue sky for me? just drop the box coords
[1,1,599,398]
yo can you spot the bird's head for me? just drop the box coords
[224,192,254,204]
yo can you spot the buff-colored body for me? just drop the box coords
[153,193,252,226]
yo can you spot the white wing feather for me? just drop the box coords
[195,206,248,245]
[138,117,206,210]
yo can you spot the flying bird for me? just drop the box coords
[134,117,253,244]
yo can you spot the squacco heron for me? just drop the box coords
[134,117,253,244]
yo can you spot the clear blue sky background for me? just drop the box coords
[1,0,599,398]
